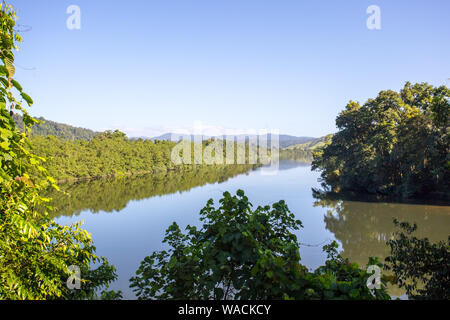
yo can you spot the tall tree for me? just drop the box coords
[312,82,450,199]
[130,190,390,300]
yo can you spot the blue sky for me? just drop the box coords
[9,0,450,137]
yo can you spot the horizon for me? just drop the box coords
[27,114,324,139]
[10,0,450,137]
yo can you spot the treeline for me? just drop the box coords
[30,130,263,182]
[312,82,450,200]
[278,136,329,163]
[279,148,313,163]
[284,136,328,151]
[13,113,99,140]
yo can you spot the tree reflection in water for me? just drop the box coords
[44,164,258,219]
[313,192,450,297]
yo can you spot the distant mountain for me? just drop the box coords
[13,114,100,140]
[274,134,317,148]
[278,136,330,164]
[11,113,323,148]
[150,133,317,148]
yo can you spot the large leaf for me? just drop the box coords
[11,79,22,92]
[20,92,33,106]
[0,65,8,76]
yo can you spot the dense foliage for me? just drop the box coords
[30,132,263,182]
[279,149,313,163]
[1,1,446,300]
[0,2,117,299]
[385,220,450,300]
[312,83,450,199]
[13,114,99,140]
[130,190,390,300]
[30,130,177,181]
[284,136,328,151]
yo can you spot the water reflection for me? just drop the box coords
[313,196,450,296]
[44,158,449,299]
[278,159,311,171]
[45,154,313,218]
[45,164,258,218]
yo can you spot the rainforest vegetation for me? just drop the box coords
[0,3,118,299]
[130,189,450,300]
[29,130,181,181]
[312,82,450,200]
[0,1,448,301]
[279,148,313,163]
[130,190,391,300]
[28,131,265,182]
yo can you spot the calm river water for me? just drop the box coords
[51,160,450,299]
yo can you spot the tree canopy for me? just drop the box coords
[130,190,390,300]
[312,82,450,199]
[29,133,262,182]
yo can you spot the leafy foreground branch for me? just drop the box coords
[130,190,391,300]
[0,2,118,299]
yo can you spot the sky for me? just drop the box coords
[9,0,450,138]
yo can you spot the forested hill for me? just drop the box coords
[13,113,99,140]
[284,136,329,151]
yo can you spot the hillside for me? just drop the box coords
[13,113,99,140]
[285,135,330,151]
[278,135,330,164]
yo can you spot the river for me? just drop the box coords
[50,160,450,299]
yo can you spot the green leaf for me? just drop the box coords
[0,77,9,88]
[214,287,224,299]
[11,79,22,92]
[21,92,33,106]
[4,57,15,78]
[0,65,8,76]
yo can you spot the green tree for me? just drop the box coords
[312,82,450,199]
[130,190,390,300]
[0,2,117,299]
[28,133,261,183]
